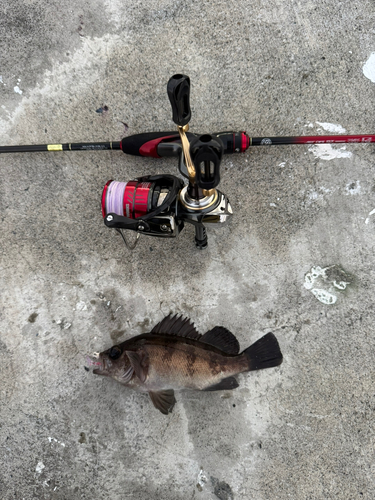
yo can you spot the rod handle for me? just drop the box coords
[120,132,180,157]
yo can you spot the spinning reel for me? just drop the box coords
[2,73,375,251]
[102,74,233,250]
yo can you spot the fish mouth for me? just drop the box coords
[86,354,108,375]
[93,367,107,376]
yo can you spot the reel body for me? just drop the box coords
[102,173,232,248]
[102,175,185,238]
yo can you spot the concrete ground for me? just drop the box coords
[1,0,375,498]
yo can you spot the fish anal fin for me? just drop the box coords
[203,376,239,391]
[200,326,240,354]
[125,350,149,383]
[151,314,201,340]
[149,389,176,415]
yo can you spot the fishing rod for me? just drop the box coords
[1,74,373,250]
[1,133,375,155]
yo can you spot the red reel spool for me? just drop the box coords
[102,180,154,219]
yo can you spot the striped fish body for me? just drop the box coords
[93,315,282,414]
[123,334,249,392]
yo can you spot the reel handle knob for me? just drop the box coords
[190,134,223,190]
[167,74,191,127]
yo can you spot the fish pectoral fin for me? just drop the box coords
[203,376,239,391]
[125,350,149,383]
[149,390,176,415]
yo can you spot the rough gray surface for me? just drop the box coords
[1,0,375,498]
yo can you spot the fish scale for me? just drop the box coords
[139,342,246,392]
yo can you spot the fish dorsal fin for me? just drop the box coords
[151,314,201,340]
[200,326,240,354]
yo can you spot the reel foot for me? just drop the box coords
[195,225,208,250]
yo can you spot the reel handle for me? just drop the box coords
[190,134,223,190]
[167,74,191,127]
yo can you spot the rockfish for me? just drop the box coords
[91,314,283,414]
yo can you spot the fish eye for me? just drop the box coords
[109,346,122,360]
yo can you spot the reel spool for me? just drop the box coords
[102,180,169,219]
[102,175,185,249]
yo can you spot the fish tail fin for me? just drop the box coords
[243,332,283,371]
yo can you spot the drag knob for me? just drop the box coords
[190,134,223,190]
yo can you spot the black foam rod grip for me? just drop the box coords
[167,74,191,126]
[120,132,179,157]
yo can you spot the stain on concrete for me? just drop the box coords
[96,105,109,114]
[0,339,9,352]
[109,329,126,342]
[304,265,353,304]
[78,432,87,444]
[137,317,150,330]
[28,312,38,323]
[211,476,234,500]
